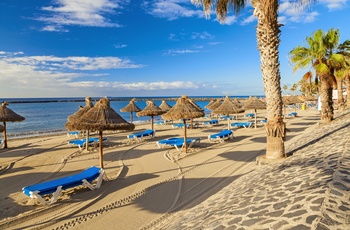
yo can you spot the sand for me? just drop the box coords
[0,108,348,230]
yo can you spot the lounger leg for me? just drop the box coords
[82,169,105,190]
[30,191,50,205]
[49,186,63,204]
[30,186,63,205]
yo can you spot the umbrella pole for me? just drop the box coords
[130,112,133,123]
[3,122,7,149]
[183,119,187,153]
[99,130,104,169]
[151,116,154,131]
[254,109,257,129]
[86,130,90,151]
[227,114,230,130]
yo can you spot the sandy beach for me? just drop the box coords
[0,107,349,230]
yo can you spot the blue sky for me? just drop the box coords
[0,0,349,98]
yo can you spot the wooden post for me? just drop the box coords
[99,130,104,169]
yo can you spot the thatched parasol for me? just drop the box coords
[66,96,94,150]
[0,102,25,148]
[161,95,204,153]
[137,101,165,131]
[204,99,215,109]
[66,97,135,168]
[243,97,266,128]
[120,99,142,123]
[206,99,221,111]
[213,96,244,129]
[159,100,172,112]
[288,95,304,112]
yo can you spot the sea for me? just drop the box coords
[1,96,262,139]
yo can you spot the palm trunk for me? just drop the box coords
[336,78,344,110]
[320,75,334,122]
[254,0,285,159]
[346,75,350,108]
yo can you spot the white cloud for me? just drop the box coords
[0,51,218,97]
[191,31,214,40]
[2,54,142,71]
[240,14,256,25]
[143,0,205,20]
[220,15,237,25]
[41,25,69,32]
[114,44,127,48]
[318,0,348,10]
[278,1,319,23]
[164,49,199,56]
[70,81,202,90]
[37,0,126,30]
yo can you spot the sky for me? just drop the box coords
[0,0,349,98]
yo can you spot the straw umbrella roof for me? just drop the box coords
[207,99,222,111]
[243,97,266,129]
[120,99,142,123]
[0,101,25,148]
[213,96,244,115]
[162,95,205,120]
[137,100,165,130]
[67,96,94,123]
[67,97,135,132]
[137,101,164,117]
[232,98,243,107]
[213,96,244,129]
[0,102,25,122]
[120,100,142,113]
[159,100,172,112]
[243,97,267,110]
[66,97,134,168]
[282,96,294,105]
[288,95,304,104]
[162,95,204,153]
[204,99,215,109]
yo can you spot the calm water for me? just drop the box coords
[1,96,257,139]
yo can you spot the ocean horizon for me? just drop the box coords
[1,96,264,139]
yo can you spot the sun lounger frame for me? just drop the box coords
[127,129,155,142]
[68,137,107,151]
[156,137,201,151]
[230,122,254,129]
[208,130,233,143]
[22,166,104,205]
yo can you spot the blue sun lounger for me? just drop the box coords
[156,137,201,151]
[172,123,190,129]
[203,119,219,126]
[245,113,255,118]
[68,137,107,150]
[230,122,254,129]
[127,129,155,142]
[67,131,80,138]
[22,166,104,205]
[208,130,234,143]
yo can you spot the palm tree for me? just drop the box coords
[289,28,347,122]
[335,40,350,109]
[283,85,288,96]
[191,0,315,160]
[290,84,298,96]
